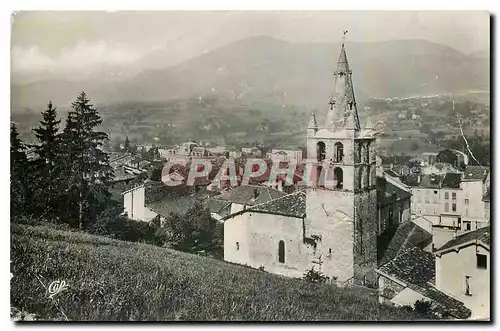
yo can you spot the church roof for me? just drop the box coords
[214,185,286,206]
[248,190,306,218]
[325,41,361,132]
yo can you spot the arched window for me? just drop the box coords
[278,240,285,263]
[317,142,326,162]
[334,142,343,162]
[334,167,343,189]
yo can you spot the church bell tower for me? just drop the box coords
[304,33,378,285]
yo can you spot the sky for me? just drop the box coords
[11,11,490,81]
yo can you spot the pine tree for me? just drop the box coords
[11,123,29,219]
[60,92,114,229]
[123,136,131,153]
[33,101,61,165]
[31,102,62,218]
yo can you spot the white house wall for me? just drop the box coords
[435,245,490,319]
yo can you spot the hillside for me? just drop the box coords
[10,224,427,321]
[11,36,489,110]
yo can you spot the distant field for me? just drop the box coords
[11,224,425,321]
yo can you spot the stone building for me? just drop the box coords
[223,40,379,286]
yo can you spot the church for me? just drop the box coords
[223,38,383,286]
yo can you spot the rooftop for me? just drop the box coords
[378,220,433,266]
[377,247,471,319]
[463,165,489,181]
[436,226,490,253]
[248,190,306,218]
[214,185,286,206]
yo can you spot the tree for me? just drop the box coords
[32,102,62,218]
[162,203,221,255]
[436,150,458,166]
[11,123,30,219]
[123,136,131,153]
[60,92,114,229]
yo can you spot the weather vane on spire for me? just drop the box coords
[342,30,348,44]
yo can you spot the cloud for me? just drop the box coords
[11,40,143,76]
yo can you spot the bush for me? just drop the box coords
[303,268,329,284]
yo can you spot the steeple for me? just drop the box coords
[308,112,318,129]
[307,112,318,137]
[325,32,361,132]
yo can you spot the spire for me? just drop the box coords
[308,112,318,129]
[325,32,361,132]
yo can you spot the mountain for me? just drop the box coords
[11,36,489,111]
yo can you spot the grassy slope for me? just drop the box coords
[11,224,423,321]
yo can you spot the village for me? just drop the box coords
[103,40,491,320]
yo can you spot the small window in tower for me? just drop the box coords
[328,248,332,255]
[334,142,343,162]
[278,240,285,263]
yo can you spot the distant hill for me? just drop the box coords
[11,36,489,111]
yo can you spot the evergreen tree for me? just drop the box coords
[11,123,29,219]
[60,92,114,229]
[124,136,131,153]
[32,102,62,218]
[33,102,61,165]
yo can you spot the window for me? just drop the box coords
[445,192,449,199]
[434,190,438,194]
[334,142,344,162]
[328,248,332,255]
[465,199,470,204]
[334,167,343,189]
[452,192,456,200]
[465,221,471,231]
[278,240,285,263]
[452,203,457,212]
[317,142,326,162]
[477,254,487,269]
[236,242,240,251]
[444,203,449,212]
[465,276,472,296]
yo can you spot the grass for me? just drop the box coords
[11,223,426,321]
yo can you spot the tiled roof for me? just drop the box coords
[378,247,471,319]
[418,174,442,188]
[215,185,286,206]
[379,246,435,285]
[441,173,461,189]
[205,199,231,214]
[405,283,471,319]
[247,190,306,218]
[463,166,489,181]
[436,226,490,253]
[379,221,433,266]
[146,188,210,217]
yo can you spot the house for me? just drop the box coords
[223,41,379,286]
[434,227,490,319]
[376,246,471,319]
[266,148,303,163]
[377,172,412,235]
[122,181,212,223]
[241,147,262,158]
